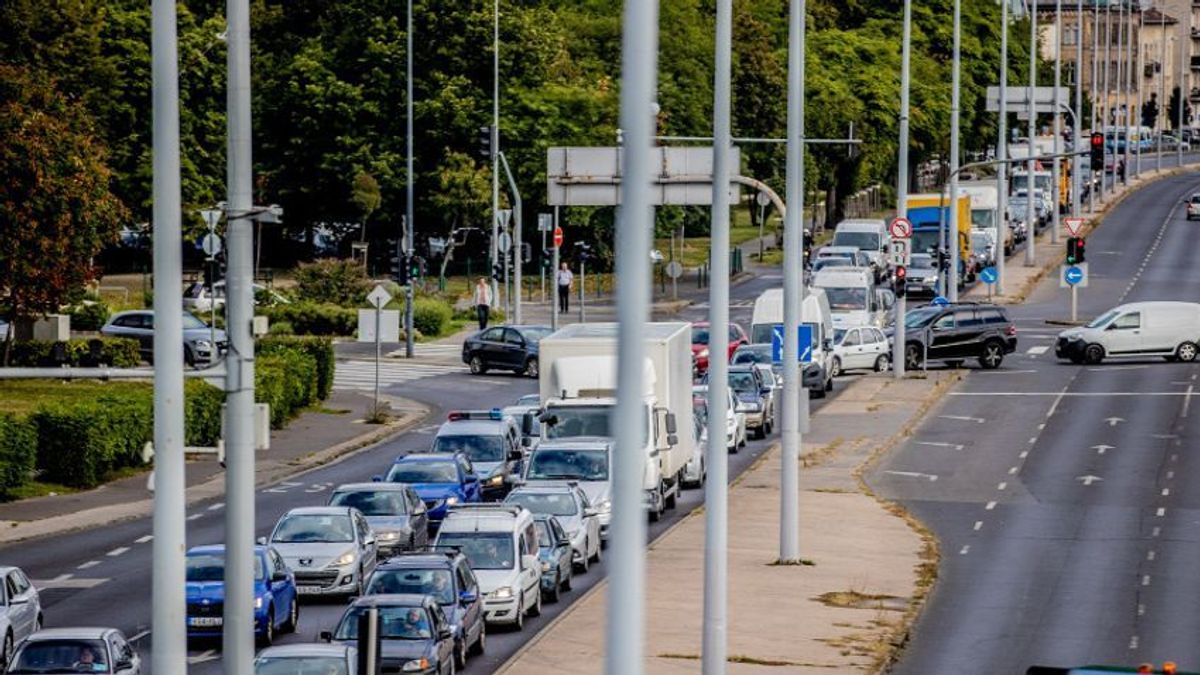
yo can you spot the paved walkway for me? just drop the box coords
[500,370,961,673]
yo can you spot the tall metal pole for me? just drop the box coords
[551,206,559,330]
[779,0,806,562]
[1101,0,1111,202]
[1025,0,1037,267]
[1090,0,1099,212]
[948,0,962,301]
[404,0,415,358]
[1123,0,1133,178]
[605,0,657,671]
[223,0,255,670]
[1073,0,1082,216]
[997,0,1009,296]
[149,1,186,672]
[490,0,500,309]
[1158,21,1166,173]
[894,0,913,380]
[703,0,732,671]
[1136,6,1144,178]
[1116,0,1126,179]
[1179,14,1186,167]
[1051,0,1063,241]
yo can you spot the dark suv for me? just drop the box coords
[893,302,1017,370]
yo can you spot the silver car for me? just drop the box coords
[521,441,613,542]
[254,643,356,675]
[327,484,430,557]
[100,310,227,367]
[6,627,139,674]
[0,567,40,666]
[265,506,378,598]
[505,485,602,572]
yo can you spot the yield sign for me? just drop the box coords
[1063,217,1085,236]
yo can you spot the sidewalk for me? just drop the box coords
[500,370,962,674]
[0,390,428,546]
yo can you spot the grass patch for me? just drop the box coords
[311,406,351,415]
[657,653,841,668]
[768,558,816,567]
[0,380,151,417]
[5,480,80,501]
[814,590,905,610]
[654,223,765,268]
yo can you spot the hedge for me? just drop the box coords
[0,414,36,497]
[260,301,357,336]
[256,350,318,429]
[186,380,225,447]
[9,338,141,368]
[32,392,153,488]
[258,335,335,401]
[413,297,452,337]
[66,302,111,331]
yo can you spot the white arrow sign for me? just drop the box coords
[1105,417,1125,427]
[1063,217,1086,236]
[1077,475,1103,486]
[1092,444,1114,455]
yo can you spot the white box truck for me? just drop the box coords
[536,322,693,521]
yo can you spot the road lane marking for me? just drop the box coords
[1087,365,1149,372]
[952,392,1195,397]
[187,650,219,665]
[959,545,970,555]
[1129,636,1139,650]
[1138,604,1146,616]
[134,535,153,544]
[1037,423,1045,430]
[1019,451,1029,459]
[1156,507,1166,517]
[1028,437,1037,444]
[1106,417,1124,426]
[940,415,985,423]
[107,547,129,557]
[1162,488,1170,497]
[883,470,938,482]
[1076,475,1102,486]
[985,501,997,510]
[1093,444,1113,455]
[186,513,203,521]
[978,369,1038,375]
[916,441,964,450]
[1142,575,1151,586]
[207,503,225,511]
[998,482,1008,490]
[1152,434,1177,439]
[1152,527,1161,537]
[32,575,108,590]
[77,561,100,570]
[973,521,983,531]
[1183,385,1194,418]
[1167,470,1175,479]
[1026,346,1049,355]
[1148,550,1156,561]
[1008,466,1019,475]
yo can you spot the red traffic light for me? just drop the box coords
[895,265,907,281]
[1091,132,1105,147]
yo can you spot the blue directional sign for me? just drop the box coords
[1064,265,1084,286]
[932,296,950,307]
[771,323,814,364]
[980,266,997,285]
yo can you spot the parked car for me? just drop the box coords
[5,627,139,674]
[504,484,602,573]
[730,344,781,384]
[264,506,379,598]
[184,545,298,645]
[182,281,289,314]
[723,365,775,439]
[690,322,749,375]
[322,595,455,675]
[1056,301,1200,364]
[377,452,484,530]
[1186,193,1200,221]
[100,310,227,366]
[0,567,41,666]
[254,643,356,675]
[328,483,430,557]
[431,410,525,498]
[893,302,1017,370]
[462,325,553,377]
[520,441,612,541]
[531,514,575,603]
[831,326,892,376]
[364,550,486,669]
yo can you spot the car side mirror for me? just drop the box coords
[521,412,535,436]
[464,474,479,483]
[372,475,384,483]
[115,660,133,671]
[438,626,454,640]
[8,597,26,605]
[319,630,334,643]
[459,589,478,605]
[521,436,532,449]
[583,508,599,518]
[822,338,833,351]
[666,433,679,446]
[363,536,375,547]
[558,537,571,547]
[508,448,523,460]
[256,536,267,546]
[271,571,288,583]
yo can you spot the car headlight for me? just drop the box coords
[332,552,356,567]
[445,496,459,506]
[490,586,514,599]
[698,348,709,358]
[377,530,400,542]
[594,499,611,514]
[485,474,504,486]
[402,658,431,672]
[254,597,263,610]
[195,339,212,349]
[541,561,551,572]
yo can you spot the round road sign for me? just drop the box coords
[553,226,564,248]
[1064,265,1084,286]
[498,232,512,253]
[980,266,997,285]
[665,261,683,278]
[201,233,222,257]
[889,217,913,239]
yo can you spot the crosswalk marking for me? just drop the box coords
[334,359,465,392]
[385,343,463,358]
[33,574,109,590]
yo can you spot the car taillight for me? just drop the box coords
[1005,325,1017,336]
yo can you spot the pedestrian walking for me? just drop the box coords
[1117,159,1126,184]
[473,277,493,330]
[556,262,573,314]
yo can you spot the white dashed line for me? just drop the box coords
[959,545,970,555]
[1162,488,1170,497]
[107,547,129,557]
[186,514,203,521]
[77,561,101,570]
[917,441,965,450]
[1156,508,1166,517]
[1026,345,1049,355]
[1008,466,1019,475]
[1142,575,1151,587]
[134,535,153,544]
[973,520,984,531]
[985,501,997,510]
[208,503,225,511]
[1138,604,1146,616]
[1147,550,1156,561]
[998,482,1008,491]
[1167,470,1175,479]
[1018,451,1029,459]
[1028,437,1037,444]
[1130,635,1140,650]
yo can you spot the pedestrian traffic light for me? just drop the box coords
[542,249,554,270]
[478,126,495,160]
[491,263,502,282]
[408,255,423,281]
[521,243,532,264]
[936,249,949,271]
[393,252,409,286]
[894,265,907,298]
[1090,132,1105,171]
[1066,236,1086,264]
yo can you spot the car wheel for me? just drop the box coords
[469,625,487,656]
[258,607,275,647]
[830,357,842,378]
[577,545,590,573]
[281,596,299,633]
[649,487,664,522]
[529,588,543,617]
[590,538,602,563]
[905,344,923,370]
[978,341,1005,369]
[524,357,539,378]
[2,631,12,669]
[514,598,525,631]
[455,635,469,669]
[562,565,573,591]
[469,355,488,375]
[1177,342,1199,362]
[184,346,195,368]
[1084,343,1105,365]
[545,573,561,603]
[874,354,890,372]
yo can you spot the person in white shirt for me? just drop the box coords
[556,262,573,313]
[473,277,493,330]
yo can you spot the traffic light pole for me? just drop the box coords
[895,0,912,380]
[404,0,415,359]
[497,152,522,324]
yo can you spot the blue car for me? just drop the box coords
[376,452,483,529]
[185,544,300,646]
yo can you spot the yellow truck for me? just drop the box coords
[904,193,973,281]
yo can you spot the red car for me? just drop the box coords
[691,322,749,375]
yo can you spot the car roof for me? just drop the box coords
[508,484,577,496]
[530,438,611,451]
[726,364,759,373]
[186,544,269,556]
[283,506,355,517]
[376,552,460,570]
[395,452,462,464]
[0,565,18,576]
[332,482,413,493]
[349,593,435,608]
[436,419,511,435]
[25,627,117,640]
[257,643,354,659]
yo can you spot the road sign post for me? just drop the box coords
[771,324,814,364]
[551,212,561,330]
[890,216,912,379]
[1060,263,1088,322]
[366,285,393,416]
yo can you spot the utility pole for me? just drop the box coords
[1025,0,1038,267]
[1073,0,1082,217]
[605,1,658,673]
[948,0,962,301]
[1179,9,1186,167]
[149,1,186,673]
[404,0,415,358]
[1102,0,1111,203]
[703,0,732,671]
[1158,16,1165,173]
[1090,0,1099,212]
[779,0,806,562]
[894,0,912,379]
[223,0,255,671]
[490,0,500,309]
[1136,6,1144,178]
[1051,0,1062,242]
[997,0,1009,296]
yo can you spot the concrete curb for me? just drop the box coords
[0,399,430,546]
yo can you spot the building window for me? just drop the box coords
[1063,25,1079,47]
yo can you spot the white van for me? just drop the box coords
[812,267,889,329]
[831,219,889,271]
[750,288,835,398]
[434,504,542,628]
[1055,302,1200,364]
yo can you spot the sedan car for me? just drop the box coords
[0,567,41,666]
[505,484,602,573]
[185,544,298,645]
[462,325,553,377]
[690,322,749,375]
[322,595,455,675]
[265,506,378,598]
[5,627,140,674]
[831,326,891,376]
[254,643,356,675]
[377,452,483,529]
[521,441,613,541]
[100,310,227,366]
[328,483,430,557]
[532,515,574,603]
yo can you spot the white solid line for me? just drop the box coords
[186,513,203,521]
[1184,385,1194,418]
[959,545,970,555]
[998,482,1008,491]
[1008,466,1019,475]
[207,503,224,511]
[1156,507,1166,517]
[940,415,986,423]
[1026,346,1049,355]
[134,535,153,544]
[916,441,964,450]
[973,521,984,531]
[1046,384,1071,418]
[985,501,997,510]
[883,470,939,481]
[77,561,100,570]
[954,391,1194,397]
[106,547,129,557]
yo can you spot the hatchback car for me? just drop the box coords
[322,595,455,675]
[254,643,356,675]
[265,506,379,598]
[692,384,746,452]
[532,515,574,603]
[505,485,602,573]
[364,550,486,669]
[462,325,553,377]
[1187,193,1200,220]
[100,310,227,366]
[0,567,41,666]
[691,322,749,374]
[895,302,1017,370]
[5,627,139,674]
[724,365,774,439]
[378,453,483,529]
[185,544,298,645]
[328,483,430,557]
[831,326,891,376]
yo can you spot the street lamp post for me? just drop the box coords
[997,0,1009,296]
[948,0,962,301]
[1025,0,1037,267]
[895,0,912,379]
[1051,0,1062,241]
[404,0,415,358]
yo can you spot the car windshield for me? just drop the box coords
[366,568,455,605]
[731,348,770,365]
[1191,195,1200,204]
[329,489,408,516]
[535,520,554,547]
[823,288,867,311]
[181,312,208,329]
[506,492,577,517]
[526,448,609,481]
[728,372,757,393]
[272,514,355,543]
[386,462,459,484]
[543,405,647,446]
[813,258,852,272]
[1086,309,1119,329]
[970,210,995,228]
[905,307,942,329]
[910,254,934,269]
[910,231,941,255]
[186,553,266,582]
[971,234,991,252]
[335,606,433,640]
[254,656,349,675]
[10,639,110,672]
[432,435,505,463]
[832,231,879,250]
[436,533,514,570]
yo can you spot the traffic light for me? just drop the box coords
[1090,132,1105,171]
[936,248,949,271]
[478,126,495,160]
[521,243,532,264]
[393,252,410,286]
[575,241,593,265]
[408,255,423,281]
[541,248,554,271]
[894,265,907,298]
[491,263,502,282]
[1066,236,1086,264]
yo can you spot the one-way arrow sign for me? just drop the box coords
[1077,475,1103,486]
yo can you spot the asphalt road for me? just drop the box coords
[870,169,1200,671]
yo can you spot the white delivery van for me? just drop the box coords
[1055,302,1200,364]
[831,219,889,273]
[812,267,886,330]
[536,322,692,522]
[749,287,836,398]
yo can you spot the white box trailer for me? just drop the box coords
[537,322,693,520]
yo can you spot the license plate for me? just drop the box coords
[188,617,222,627]
[297,585,322,595]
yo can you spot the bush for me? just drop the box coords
[32,392,152,488]
[258,336,335,401]
[295,258,370,305]
[8,337,140,368]
[256,349,318,428]
[185,380,225,447]
[67,301,110,331]
[260,302,357,336]
[0,414,36,497]
[268,321,294,336]
[412,297,452,337]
